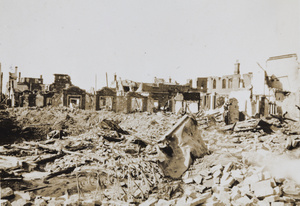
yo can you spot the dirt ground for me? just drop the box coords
[1,106,300,205]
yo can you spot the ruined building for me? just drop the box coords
[265,54,300,120]
[6,67,46,107]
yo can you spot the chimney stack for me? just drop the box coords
[169,77,172,83]
[234,60,240,75]
[19,72,21,82]
[15,66,18,75]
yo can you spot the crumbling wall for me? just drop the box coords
[85,93,95,110]
[229,90,252,116]
[276,90,300,120]
[116,96,129,113]
[51,92,63,107]
[36,93,44,107]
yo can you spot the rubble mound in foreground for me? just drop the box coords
[1,107,300,205]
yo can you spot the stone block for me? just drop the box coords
[183,177,194,184]
[251,180,274,198]
[210,164,223,174]
[203,201,225,206]
[188,192,211,206]
[193,175,203,184]
[274,186,282,196]
[239,184,251,196]
[212,186,230,193]
[215,191,231,205]
[244,173,260,185]
[271,202,285,206]
[1,188,14,199]
[257,201,270,206]
[34,197,48,206]
[140,195,158,206]
[234,196,252,206]
[156,199,175,206]
[223,162,234,173]
[263,171,272,180]
[203,179,214,188]
[220,171,230,183]
[230,187,241,201]
[220,176,235,188]
[0,200,12,206]
[231,169,244,182]
[213,177,220,185]
[264,195,280,202]
[213,169,222,179]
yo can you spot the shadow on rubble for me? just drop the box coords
[0,110,52,145]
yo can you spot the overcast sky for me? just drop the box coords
[0,0,299,91]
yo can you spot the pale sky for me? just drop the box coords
[0,0,299,91]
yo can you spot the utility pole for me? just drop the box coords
[106,72,108,87]
[95,74,97,93]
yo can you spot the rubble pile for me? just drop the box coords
[1,107,300,205]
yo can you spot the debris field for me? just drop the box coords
[1,107,300,205]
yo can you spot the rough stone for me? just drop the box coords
[214,191,231,205]
[212,186,230,194]
[1,188,14,199]
[203,179,214,188]
[257,201,270,206]
[140,195,158,206]
[271,202,285,206]
[188,192,211,206]
[251,180,275,198]
[213,169,222,179]
[263,171,272,180]
[239,184,251,196]
[34,197,48,206]
[0,200,12,206]
[183,177,194,184]
[220,176,235,188]
[231,169,244,182]
[234,196,252,206]
[274,186,282,196]
[223,162,234,173]
[244,173,260,185]
[193,175,203,184]
[264,195,280,202]
[230,187,241,201]
[210,164,223,174]
[213,177,220,185]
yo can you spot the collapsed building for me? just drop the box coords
[196,55,300,122]
[5,71,94,109]
[95,74,201,113]
[6,67,46,107]
[3,54,299,119]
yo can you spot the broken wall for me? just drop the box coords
[276,89,300,120]
[116,96,130,113]
[51,92,63,107]
[229,89,252,116]
[266,54,299,93]
[85,93,95,110]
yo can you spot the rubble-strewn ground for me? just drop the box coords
[1,107,300,205]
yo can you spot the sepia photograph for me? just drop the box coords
[0,0,300,205]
